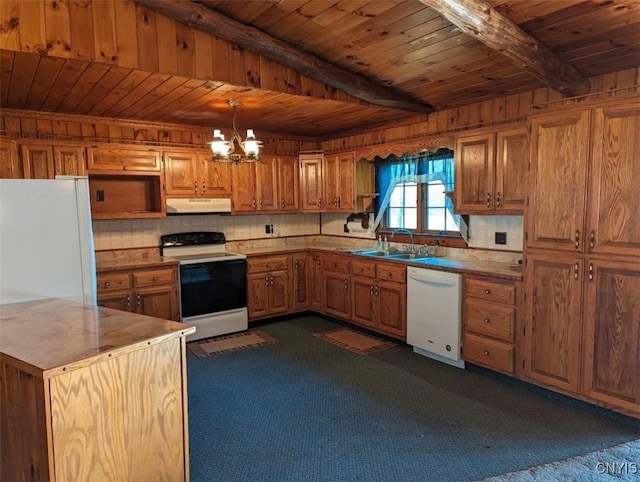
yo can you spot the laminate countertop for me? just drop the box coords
[240,246,522,281]
[0,298,194,379]
[96,256,178,272]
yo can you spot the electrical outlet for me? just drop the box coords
[495,232,507,245]
[265,224,272,234]
[270,224,274,235]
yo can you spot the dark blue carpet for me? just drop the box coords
[186,316,639,482]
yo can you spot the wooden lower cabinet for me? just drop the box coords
[524,251,640,418]
[97,265,179,321]
[247,255,290,321]
[310,252,324,312]
[351,259,407,340]
[323,255,352,319]
[463,275,518,375]
[292,252,311,311]
[581,257,640,417]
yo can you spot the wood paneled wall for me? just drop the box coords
[0,109,318,156]
[0,0,361,106]
[322,68,640,153]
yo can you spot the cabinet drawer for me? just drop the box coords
[464,333,514,374]
[465,299,515,342]
[465,276,516,305]
[376,263,406,283]
[97,272,131,292]
[323,255,350,273]
[248,256,290,273]
[133,268,176,287]
[351,260,376,277]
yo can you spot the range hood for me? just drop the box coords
[166,198,231,214]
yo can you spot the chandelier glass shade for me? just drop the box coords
[209,100,261,162]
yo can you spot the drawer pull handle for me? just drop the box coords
[387,272,392,277]
[153,276,159,282]
[483,350,489,356]
[484,289,491,295]
[483,318,490,323]
[105,281,111,287]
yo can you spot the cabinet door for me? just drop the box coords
[200,155,231,197]
[88,146,161,172]
[279,156,299,211]
[54,145,87,176]
[21,144,55,179]
[98,290,132,312]
[0,139,22,178]
[351,275,376,328]
[231,162,256,212]
[588,102,640,257]
[495,127,527,213]
[377,280,406,339]
[135,285,179,321]
[248,272,270,319]
[256,156,279,211]
[164,151,198,196]
[325,153,355,211]
[582,258,640,417]
[524,252,583,394]
[324,271,350,319]
[268,270,290,315]
[454,132,494,213]
[292,254,310,311]
[527,110,591,251]
[300,156,324,211]
[310,254,324,311]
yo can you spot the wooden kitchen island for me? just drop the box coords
[0,298,195,482]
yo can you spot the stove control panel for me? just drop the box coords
[161,231,226,247]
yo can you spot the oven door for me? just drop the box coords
[179,259,247,318]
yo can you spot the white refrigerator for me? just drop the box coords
[0,177,97,305]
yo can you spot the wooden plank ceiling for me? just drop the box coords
[2,0,639,139]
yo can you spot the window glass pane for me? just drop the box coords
[427,208,445,231]
[445,209,459,232]
[404,208,418,229]
[405,183,418,207]
[389,185,404,206]
[428,182,445,208]
[388,207,403,228]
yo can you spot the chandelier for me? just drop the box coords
[209,100,261,162]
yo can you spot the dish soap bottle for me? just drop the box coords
[377,235,382,250]
[383,235,390,253]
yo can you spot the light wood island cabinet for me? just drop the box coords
[0,298,194,482]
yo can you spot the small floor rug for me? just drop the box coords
[314,327,396,356]
[481,439,640,481]
[187,330,278,358]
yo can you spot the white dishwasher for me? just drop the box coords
[406,266,464,368]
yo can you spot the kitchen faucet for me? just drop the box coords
[390,228,414,253]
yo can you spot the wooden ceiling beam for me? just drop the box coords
[419,0,591,97]
[134,0,435,114]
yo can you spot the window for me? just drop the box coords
[374,148,466,238]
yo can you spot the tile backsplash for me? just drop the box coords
[467,215,523,251]
[93,213,320,251]
[93,212,523,253]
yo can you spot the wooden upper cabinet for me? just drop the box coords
[21,144,55,179]
[278,156,300,211]
[87,145,161,172]
[587,102,640,257]
[527,110,591,251]
[256,156,279,212]
[524,251,583,394]
[164,150,231,197]
[300,153,324,211]
[455,125,527,214]
[164,151,199,196]
[0,139,22,178]
[324,152,355,212]
[54,145,87,176]
[495,127,527,212]
[231,161,257,212]
[582,257,640,418]
[455,132,494,213]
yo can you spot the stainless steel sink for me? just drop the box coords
[352,250,431,261]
